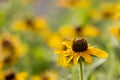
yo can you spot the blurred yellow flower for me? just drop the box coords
[31,71,58,80]
[56,0,90,9]
[40,71,58,80]
[55,38,108,67]
[0,34,26,66]
[59,25,99,39]
[12,17,48,33]
[110,26,120,38]
[0,70,28,80]
[91,3,115,20]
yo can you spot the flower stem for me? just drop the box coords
[79,58,83,80]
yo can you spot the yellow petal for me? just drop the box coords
[81,53,92,64]
[62,41,71,48]
[66,55,74,65]
[73,54,81,65]
[110,27,120,38]
[63,53,71,57]
[16,72,28,80]
[83,25,99,37]
[88,47,109,58]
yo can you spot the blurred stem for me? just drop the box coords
[79,58,83,80]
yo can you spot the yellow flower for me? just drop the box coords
[110,26,120,38]
[55,38,108,67]
[59,25,99,39]
[12,17,48,33]
[0,70,28,80]
[40,71,58,80]
[90,3,115,20]
[31,71,58,80]
[56,0,90,9]
[0,34,26,66]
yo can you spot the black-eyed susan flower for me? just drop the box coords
[12,17,49,33]
[59,24,99,39]
[55,38,109,80]
[56,0,90,9]
[90,3,115,20]
[0,70,28,80]
[55,38,109,66]
[31,71,58,80]
[40,71,58,80]
[0,34,26,66]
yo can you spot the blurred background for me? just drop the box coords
[0,0,120,80]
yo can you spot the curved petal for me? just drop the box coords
[63,53,71,57]
[73,54,81,65]
[62,41,72,48]
[81,53,92,64]
[88,47,109,58]
[66,55,74,65]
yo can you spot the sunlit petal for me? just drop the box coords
[73,54,81,65]
[88,47,109,58]
[81,52,92,64]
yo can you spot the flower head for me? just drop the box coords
[12,17,48,33]
[31,71,58,80]
[0,34,26,67]
[0,70,28,80]
[90,3,115,20]
[59,25,99,39]
[55,38,109,67]
[56,0,90,9]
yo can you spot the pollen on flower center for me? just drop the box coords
[72,38,88,52]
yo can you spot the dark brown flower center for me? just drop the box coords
[5,71,15,80]
[26,19,34,28]
[72,38,88,52]
[2,40,11,48]
[103,11,113,18]
[4,56,12,64]
[2,39,14,52]
[75,27,83,33]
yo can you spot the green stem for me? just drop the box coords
[79,59,83,80]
